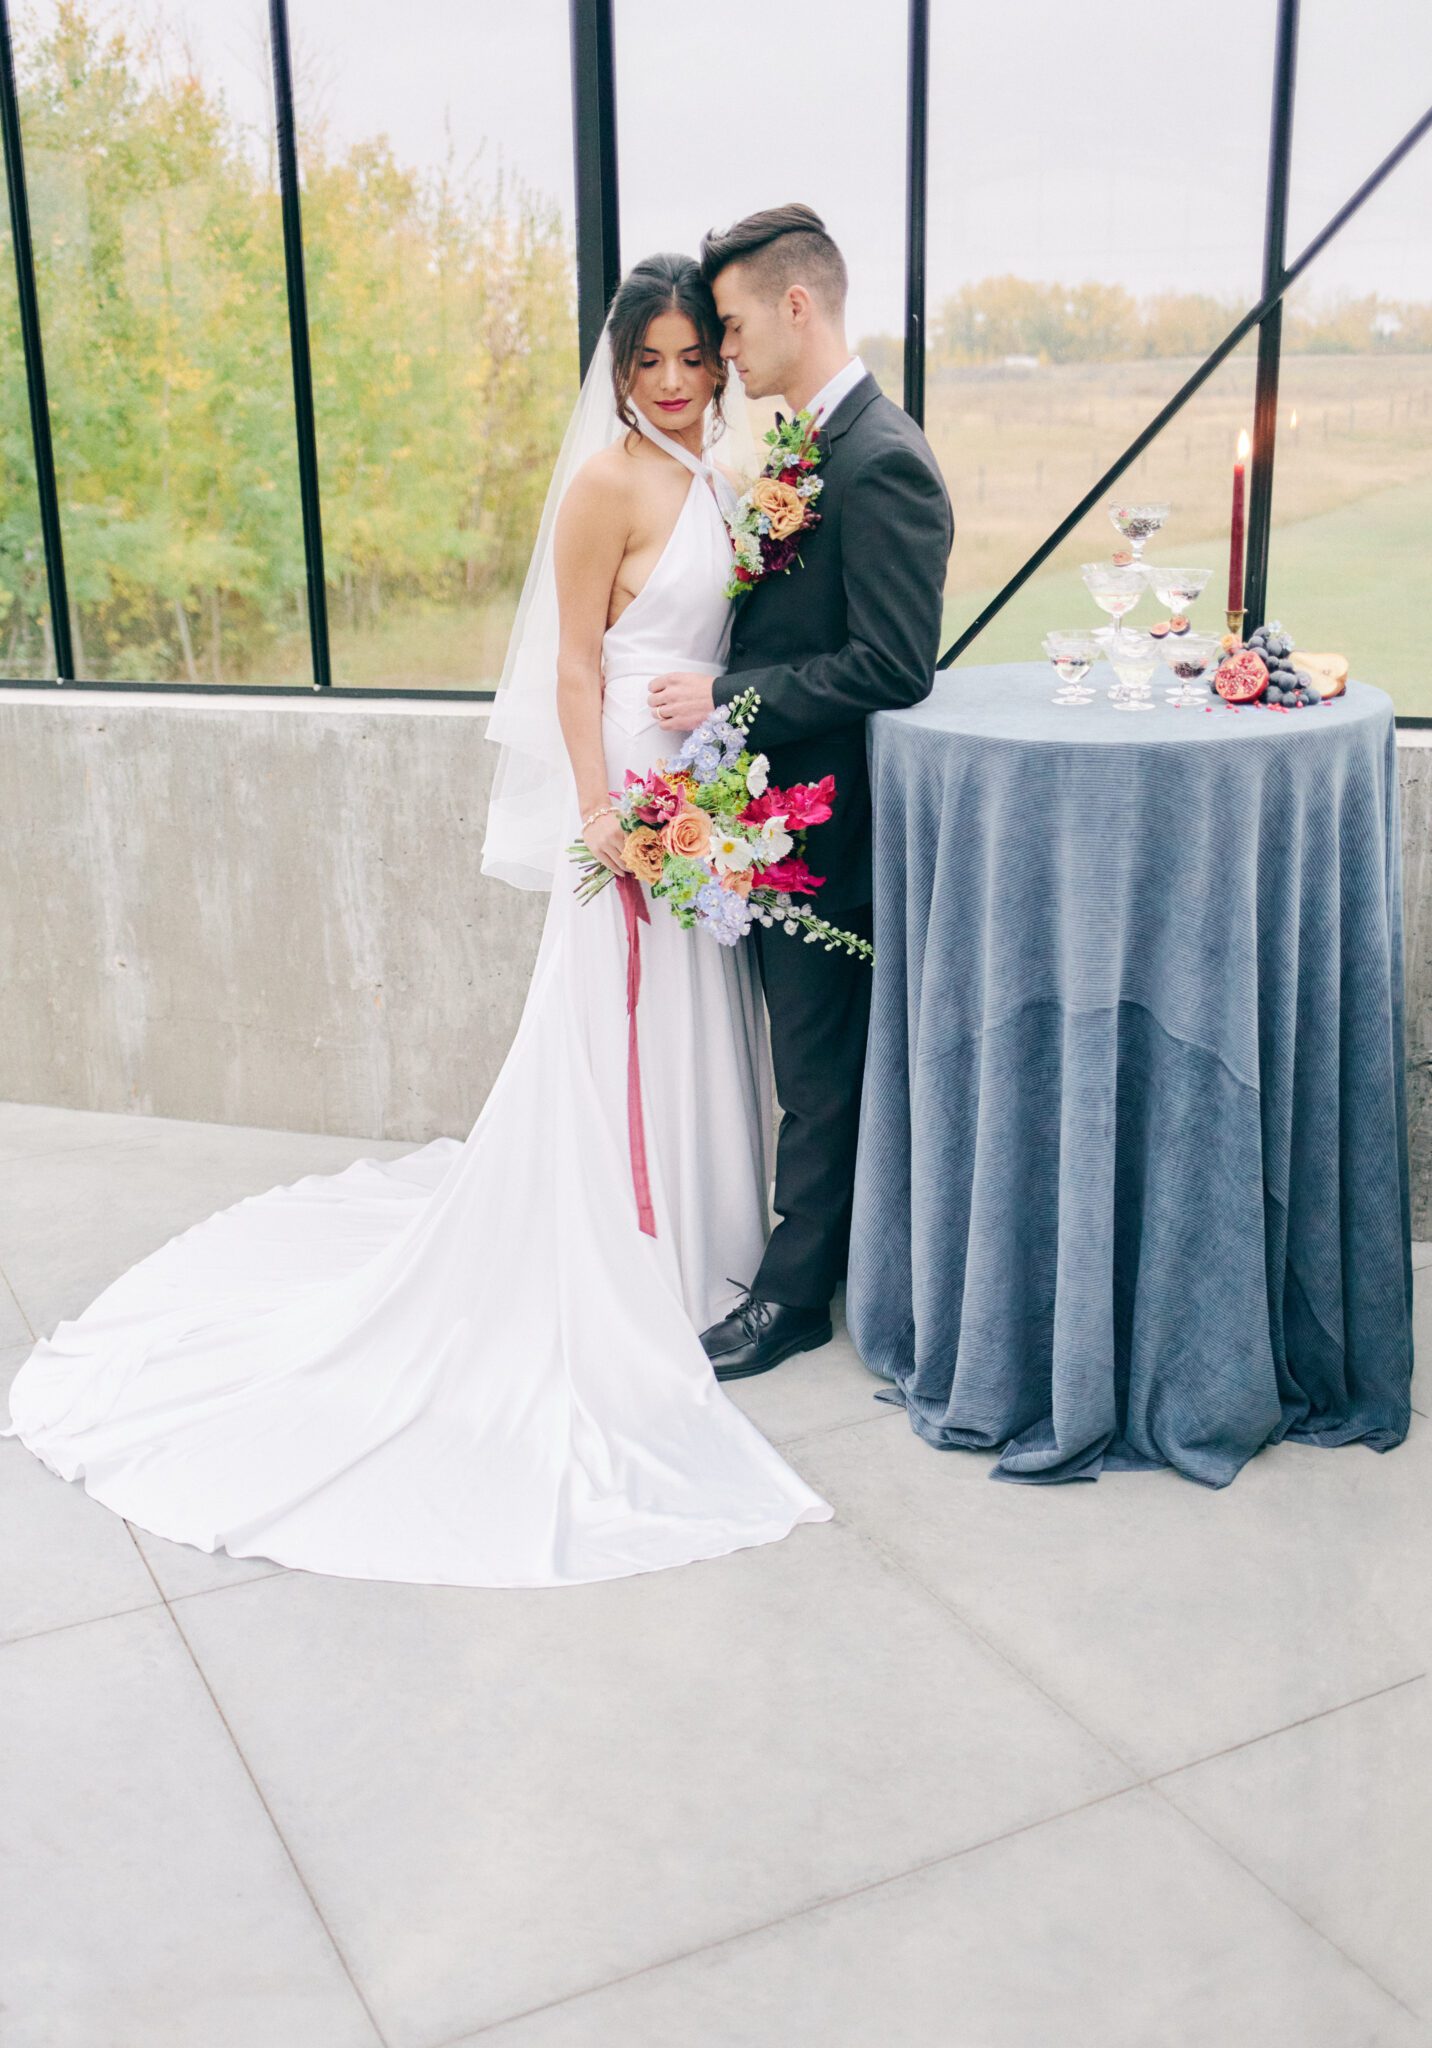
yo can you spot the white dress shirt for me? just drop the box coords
[800,353,867,426]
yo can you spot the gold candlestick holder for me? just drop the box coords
[1226,606,1246,640]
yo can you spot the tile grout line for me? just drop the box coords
[0,1558,286,1655]
[1146,1779,1426,2024]
[771,1399,906,1453]
[438,1664,1432,2047]
[1151,1671,1428,1783]
[124,1530,394,2048]
[840,1514,1145,1779]
[434,1783,1143,2047]
[0,1257,37,1342]
[1,1594,167,1652]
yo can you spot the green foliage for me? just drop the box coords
[0,0,576,684]
[929,275,1432,368]
[651,854,709,921]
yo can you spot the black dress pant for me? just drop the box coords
[751,900,874,1310]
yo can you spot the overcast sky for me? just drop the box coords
[19,0,1432,331]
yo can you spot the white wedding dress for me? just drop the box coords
[2,423,833,1587]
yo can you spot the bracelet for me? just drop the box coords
[581,802,617,829]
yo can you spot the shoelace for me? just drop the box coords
[723,1280,772,1339]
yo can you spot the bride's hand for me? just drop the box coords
[583,812,628,875]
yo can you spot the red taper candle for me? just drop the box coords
[1228,427,1249,615]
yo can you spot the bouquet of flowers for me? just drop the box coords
[568,688,873,963]
[723,410,824,602]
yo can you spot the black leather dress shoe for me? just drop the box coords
[699,1294,833,1380]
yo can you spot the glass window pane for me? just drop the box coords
[1270,1,1432,716]
[948,354,1257,666]
[13,1,311,685]
[0,198,49,679]
[614,0,908,406]
[288,0,578,690]
[927,0,1274,662]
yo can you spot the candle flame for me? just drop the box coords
[1290,408,1299,429]
[1236,428,1251,461]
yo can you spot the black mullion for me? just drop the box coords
[903,0,930,424]
[0,0,72,679]
[1244,0,1300,632]
[569,0,620,378]
[938,98,1432,668]
[268,0,330,689]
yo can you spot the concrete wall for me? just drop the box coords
[0,689,546,1142]
[3,687,1430,1230]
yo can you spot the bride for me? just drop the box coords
[2,253,834,1587]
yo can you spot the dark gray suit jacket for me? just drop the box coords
[713,373,953,912]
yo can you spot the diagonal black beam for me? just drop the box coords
[903,0,929,424]
[1243,0,1300,633]
[570,0,620,378]
[0,0,73,679]
[939,96,1432,668]
[269,0,330,688]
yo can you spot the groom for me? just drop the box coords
[648,202,954,1379]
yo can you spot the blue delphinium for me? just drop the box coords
[671,709,743,785]
[694,880,752,946]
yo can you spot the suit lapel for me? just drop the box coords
[820,372,881,451]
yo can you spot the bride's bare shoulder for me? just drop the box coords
[560,439,642,531]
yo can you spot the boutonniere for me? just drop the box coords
[722,408,824,602]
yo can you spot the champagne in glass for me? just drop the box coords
[1042,630,1099,706]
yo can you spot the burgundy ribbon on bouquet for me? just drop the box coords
[615,873,657,1238]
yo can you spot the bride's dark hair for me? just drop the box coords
[606,253,728,439]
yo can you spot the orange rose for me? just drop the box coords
[662,804,712,860]
[718,868,753,898]
[620,825,665,884]
[750,477,807,541]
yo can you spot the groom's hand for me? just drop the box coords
[648,672,716,730]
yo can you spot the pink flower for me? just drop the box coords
[754,856,825,896]
[624,768,683,825]
[742,776,835,831]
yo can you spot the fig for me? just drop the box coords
[1149,620,1172,639]
[1169,615,1190,634]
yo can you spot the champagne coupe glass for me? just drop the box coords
[1081,560,1145,632]
[1143,563,1212,618]
[1107,502,1170,561]
[1042,629,1100,706]
[1106,628,1160,712]
[1159,629,1222,708]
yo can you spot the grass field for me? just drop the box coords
[194,350,1428,713]
[925,351,1431,713]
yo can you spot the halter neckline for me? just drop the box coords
[631,406,714,482]
[631,406,742,524]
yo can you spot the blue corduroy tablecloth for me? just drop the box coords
[847,663,1414,1485]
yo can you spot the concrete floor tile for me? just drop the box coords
[0,1099,160,1163]
[0,1269,31,1348]
[129,1521,287,1602]
[0,1125,420,1334]
[790,1413,1431,1776]
[0,1440,161,1645]
[1160,1678,1432,2020]
[720,1298,903,1446]
[1410,1242,1432,1272]
[1,1336,33,1402]
[463,1789,1425,2048]
[175,1526,1129,2046]
[1413,1262,1428,1412]
[0,1607,382,2048]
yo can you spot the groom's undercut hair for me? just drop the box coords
[699,203,848,319]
